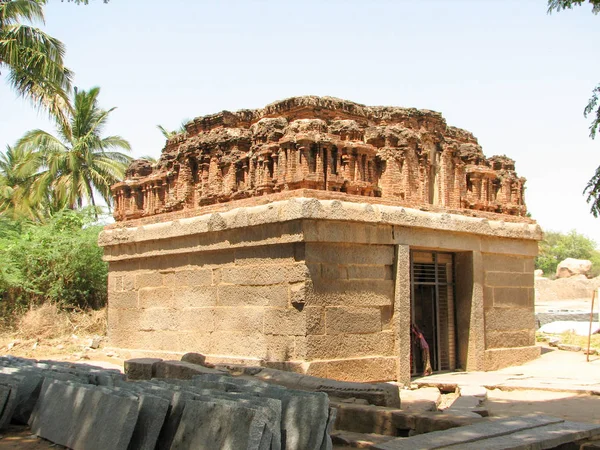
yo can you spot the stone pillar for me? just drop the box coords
[154,184,163,211]
[278,150,286,183]
[316,146,324,179]
[455,251,486,371]
[393,243,411,385]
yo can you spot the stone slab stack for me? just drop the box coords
[0,356,334,450]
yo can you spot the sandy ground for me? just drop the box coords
[484,389,600,423]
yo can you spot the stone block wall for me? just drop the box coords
[302,242,397,381]
[482,253,539,370]
[108,242,310,364]
[100,198,543,384]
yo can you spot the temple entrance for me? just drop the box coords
[410,251,456,375]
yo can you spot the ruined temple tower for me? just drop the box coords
[99,96,541,384]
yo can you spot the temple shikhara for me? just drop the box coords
[101,97,541,384]
[112,96,527,222]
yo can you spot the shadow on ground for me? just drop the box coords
[485,389,600,423]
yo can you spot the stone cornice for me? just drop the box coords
[99,197,542,252]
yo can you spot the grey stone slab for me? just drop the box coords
[0,375,22,429]
[71,385,139,450]
[88,369,125,386]
[124,358,163,380]
[0,366,90,424]
[29,380,86,446]
[254,368,400,407]
[111,386,170,450]
[170,398,266,450]
[0,356,34,366]
[372,415,566,450]
[451,421,600,449]
[0,385,10,423]
[139,380,278,450]
[137,385,195,450]
[243,385,329,450]
[153,360,228,380]
[193,373,268,388]
[319,407,337,450]
[29,379,139,450]
[177,386,282,450]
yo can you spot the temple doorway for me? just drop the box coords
[410,251,457,375]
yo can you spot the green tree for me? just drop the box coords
[156,119,189,139]
[0,145,42,220]
[548,0,600,13]
[62,0,109,3]
[547,0,600,217]
[15,86,132,216]
[0,0,72,123]
[536,230,600,277]
[0,210,108,316]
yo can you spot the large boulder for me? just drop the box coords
[556,258,592,279]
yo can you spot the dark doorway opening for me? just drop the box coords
[411,251,456,375]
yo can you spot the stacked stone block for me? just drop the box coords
[0,356,334,450]
[108,240,309,362]
[303,242,397,381]
[101,198,543,383]
[482,253,539,370]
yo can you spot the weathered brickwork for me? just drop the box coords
[112,96,527,223]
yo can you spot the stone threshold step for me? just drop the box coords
[414,380,600,396]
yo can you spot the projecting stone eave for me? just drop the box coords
[99,197,542,255]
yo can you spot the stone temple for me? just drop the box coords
[99,96,542,384]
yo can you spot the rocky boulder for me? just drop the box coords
[556,258,592,279]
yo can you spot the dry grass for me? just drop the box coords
[17,303,70,340]
[558,330,600,350]
[15,303,106,340]
[537,330,600,351]
[69,307,107,336]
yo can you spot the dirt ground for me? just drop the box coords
[484,389,600,424]
[0,425,63,449]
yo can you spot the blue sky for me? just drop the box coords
[1,0,599,243]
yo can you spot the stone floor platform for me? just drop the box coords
[413,345,600,395]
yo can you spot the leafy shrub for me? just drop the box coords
[0,210,108,323]
[536,230,600,278]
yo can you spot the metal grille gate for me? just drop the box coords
[410,251,456,374]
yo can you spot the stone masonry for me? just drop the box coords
[101,97,542,385]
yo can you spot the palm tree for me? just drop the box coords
[16,86,132,216]
[157,119,189,139]
[0,144,47,220]
[0,0,73,123]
